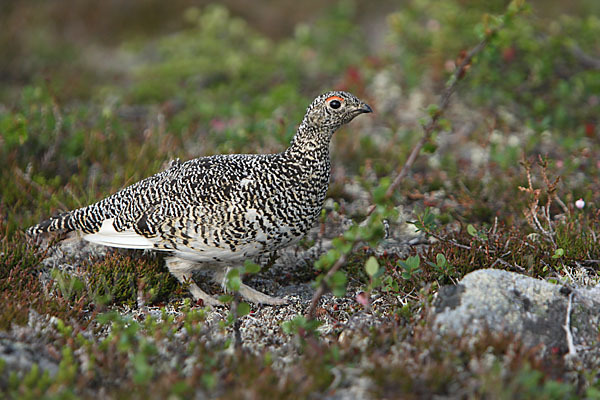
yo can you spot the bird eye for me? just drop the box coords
[329,100,341,109]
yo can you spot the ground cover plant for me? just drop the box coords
[1,0,599,398]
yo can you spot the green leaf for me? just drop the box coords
[226,269,241,291]
[332,285,346,297]
[365,256,379,277]
[426,103,440,117]
[436,253,447,267]
[331,270,347,297]
[340,241,353,254]
[372,186,387,204]
[218,294,234,303]
[332,237,343,248]
[410,208,437,233]
[320,208,327,219]
[237,302,250,317]
[332,237,352,253]
[422,142,437,153]
[331,270,347,287]
[226,268,239,279]
[406,255,420,270]
[243,260,261,274]
[281,315,322,336]
[438,118,452,131]
[227,276,241,292]
[343,228,357,241]
[398,255,421,280]
[281,320,294,335]
[552,248,565,259]
[383,276,399,292]
[467,224,488,240]
[467,224,478,237]
[371,177,391,204]
[317,249,341,270]
[423,210,436,228]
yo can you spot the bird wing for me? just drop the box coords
[81,154,264,251]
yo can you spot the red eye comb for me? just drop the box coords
[326,95,344,103]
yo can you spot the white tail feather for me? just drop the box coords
[82,218,154,249]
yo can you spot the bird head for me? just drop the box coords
[302,91,373,131]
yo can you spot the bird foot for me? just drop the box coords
[238,283,288,306]
[189,284,223,307]
[190,281,286,307]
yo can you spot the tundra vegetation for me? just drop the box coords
[1,0,599,398]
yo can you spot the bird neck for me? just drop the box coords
[285,120,335,159]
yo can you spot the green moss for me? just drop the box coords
[0,232,90,330]
[84,252,182,307]
[369,327,575,399]
[555,213,600,261]
[0,237,45,329]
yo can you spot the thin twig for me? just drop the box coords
[306,253,348,319]
[490,257,525,272]
[428,229,473,250]
[14,167,70,211]
[555,196,569,214]
[232,297,243,351]
[563,291,577,358]
[569,45,600,70]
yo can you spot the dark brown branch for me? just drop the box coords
[232,299,243,351]
[307,13,518,322]
[306,253,348,319]
[570,45,600,70]
[366,31,496,217]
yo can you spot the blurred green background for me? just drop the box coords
[1,0,599,234]
[1,0,599,100]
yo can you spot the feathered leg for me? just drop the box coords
[213,268,287,306]
[165,256,221,306]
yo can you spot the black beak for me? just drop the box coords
[359,103,373,114]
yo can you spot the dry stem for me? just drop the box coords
[563,291,577,358]
[518,156,561,247]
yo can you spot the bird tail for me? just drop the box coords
[26,212,76,237]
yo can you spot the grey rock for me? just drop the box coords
[0,337,59,378]
[0,312,61,384]
[433,268,600,355]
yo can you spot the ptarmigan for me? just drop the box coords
[27,91,372,306]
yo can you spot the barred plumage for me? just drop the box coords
[28,91,372,305]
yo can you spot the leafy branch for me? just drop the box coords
[367,0,528,216]
[306,0,529,321]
